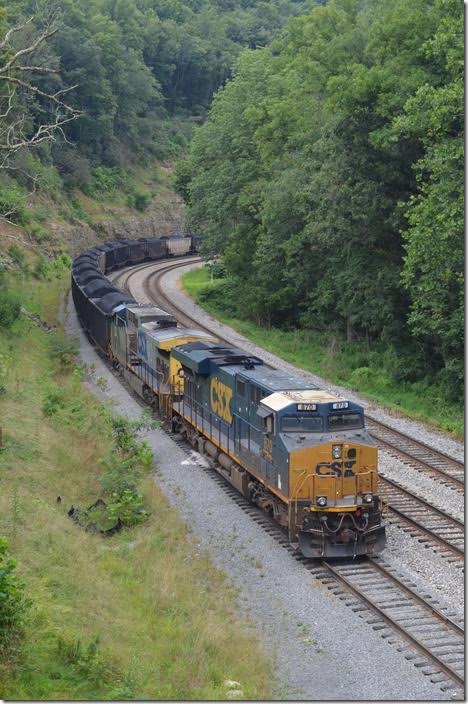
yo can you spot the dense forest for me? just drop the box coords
[0,0,315,204]
[177,0,463,403]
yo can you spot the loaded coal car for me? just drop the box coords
[72,254,100,272]
[96,242,119,272]
[73,266,101,287]
[82,278,116,300]
[169,340,386,558]
[84,245,109,273]
[141,237,167,261]
[122,238,147,264]
[72,267,134,355]
[87,292,136,355]
[104,240,130,271]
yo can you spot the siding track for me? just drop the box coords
[104,257,464,695]
[366,419,464,492]
[167,430,465,695]
[117,258,464,562]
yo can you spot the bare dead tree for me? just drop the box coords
[0,7,81,240]
[0,8,81,167]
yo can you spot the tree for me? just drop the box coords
[0,7,80,171]
[394,0,463,397]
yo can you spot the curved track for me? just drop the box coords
[115,257,465,495]
[106,257,464,694]
[117,259,465,561]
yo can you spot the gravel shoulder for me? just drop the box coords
[157,263,465,623]
[161,261,464,462]
[66,290,459,701]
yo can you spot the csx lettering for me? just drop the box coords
[210,377,233,424]
[315,460,356,477]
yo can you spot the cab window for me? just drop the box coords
[281,415,323,432]
[328,413,363,430]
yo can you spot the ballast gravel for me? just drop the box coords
[158,263,465,617]
[66,293,457,701]
[159,262,464,463]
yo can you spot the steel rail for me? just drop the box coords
[96,257,465,693]
[322,560,464,689]
[366,419,464,489]
[379,475,464,559]
[367,558,464,635]
[132,258,465,560]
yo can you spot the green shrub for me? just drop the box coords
[208,261,226,279]
[197,279,240,317]
[48,332,79,368]
[0,537,30,655]
[57,635,109,682]
[99,455,141,496]
[133,192,151,211]
[0,288,21,328]
[0,182,29,225]
[42,388,67,417]
[106,489,147,526]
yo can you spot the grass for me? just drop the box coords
[182,267,463,438]
[0,270,273,700]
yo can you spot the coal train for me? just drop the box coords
[72,236,386,558]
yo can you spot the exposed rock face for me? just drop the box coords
[51,194,185,255]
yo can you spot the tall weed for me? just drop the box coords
[0,538,30,656]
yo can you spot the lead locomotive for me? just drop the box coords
[72,238,386,558]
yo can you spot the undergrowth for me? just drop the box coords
[0,267,272,699]
[183,266,463,438]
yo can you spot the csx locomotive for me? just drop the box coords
[72,237,386,558]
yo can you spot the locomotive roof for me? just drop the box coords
[141,326,215,341]
[236,367,319,391]
[172,340,263,373]
[127,304,172,319]
[260,389,349,412]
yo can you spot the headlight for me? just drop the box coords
[332,444,342,459]
[316,496,327,507]
[363,493,373,503]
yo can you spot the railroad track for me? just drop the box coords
[367,418,464,492]
[166,430,464,695]
[129,260,465,553]
[104,258,465,694]
[380,475,464,566]
[109,256,202,300]
[315,558,464,691]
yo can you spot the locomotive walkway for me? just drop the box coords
[106,256,464,696]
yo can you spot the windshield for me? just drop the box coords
[328,413,363,431]
[281,415,324,432]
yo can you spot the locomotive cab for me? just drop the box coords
[258,390,386,558]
